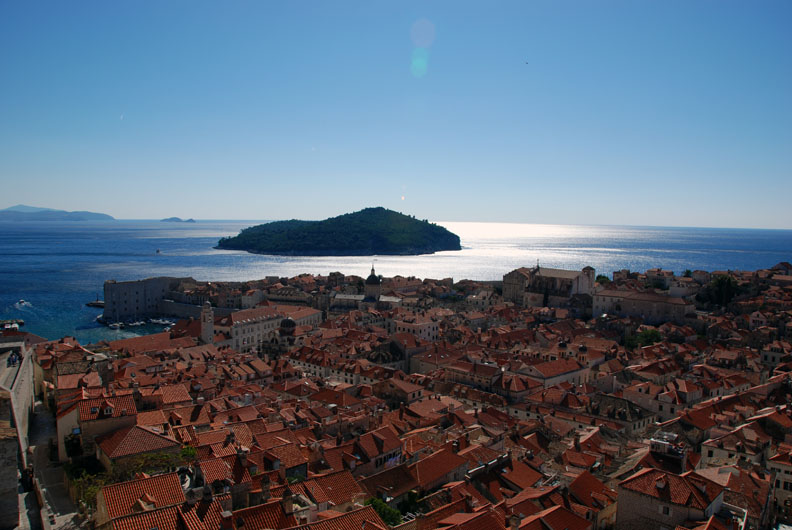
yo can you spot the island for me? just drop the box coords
[0,204,114,221]
[216,207,461,256]
[161,217,196,223]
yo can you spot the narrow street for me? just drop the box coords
[25,401,80,529]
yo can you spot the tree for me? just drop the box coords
[684,269,692,278]
[710,275,739,306]
[180,446,198,464]
[625,329,662,349]
[637,329,662,347]
[596,274,611,285]
[365,497,403,526]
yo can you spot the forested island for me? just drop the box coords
[216,207,461,256]
[161,217,196,223]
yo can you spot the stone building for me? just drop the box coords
[593,290,695,325]
[103,276,187,322]
[616,468,724,530]
[503,266,595,307]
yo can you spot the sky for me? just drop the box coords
[0,1,790,228]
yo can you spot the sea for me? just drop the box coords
[1,220,790,344]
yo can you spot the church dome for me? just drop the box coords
[365,267,381,286]
[279,317,296,336]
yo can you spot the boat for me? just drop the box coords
[108,322,123,330]
[86,295,104,308]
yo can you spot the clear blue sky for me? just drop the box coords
[1,1,790,228]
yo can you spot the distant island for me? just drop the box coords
[216,207,461,256]
[161,217,196,223]
[0,204,114,221]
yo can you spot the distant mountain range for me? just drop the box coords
[216,207,461,256]
[0,205,114,221]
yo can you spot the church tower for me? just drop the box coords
[364,266,382,301]
[200,301,214,345]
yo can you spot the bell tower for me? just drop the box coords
[200,301,214,345]
[364,266,382,300]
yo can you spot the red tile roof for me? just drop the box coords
[97,425,181,459]
[618,468,723,510]
[78,395,137,422]
[568,470,617,510]
[108,332,196,355]
[231,499,297,529]
[408,449,468,489]
[312,470,365,507]
[99,472,185,521]
[283,505,387,530]
[110,495,230,530]
[436,509,507,530]
[267,443,308,470]
[519,505,591,530]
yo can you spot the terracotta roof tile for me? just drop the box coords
[99,472,185,521]
[97,425,180,459]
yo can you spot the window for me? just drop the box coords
[661,506,670,516]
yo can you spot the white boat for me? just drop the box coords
[109,322,123,330]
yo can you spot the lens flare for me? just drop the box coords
[410,18,435,48]
[411,48,429,78]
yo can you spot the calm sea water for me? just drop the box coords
[1,220,790,343]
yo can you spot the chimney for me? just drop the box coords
[509,514,520,530]
[463,492,473,512]
[282,487,295,515]
[220,510,233,530]
[399,403,404,420]
[261,474,271,501]
[186,488,199,506]
[202,484,212,502]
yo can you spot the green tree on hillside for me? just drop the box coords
[365,497,402,526]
